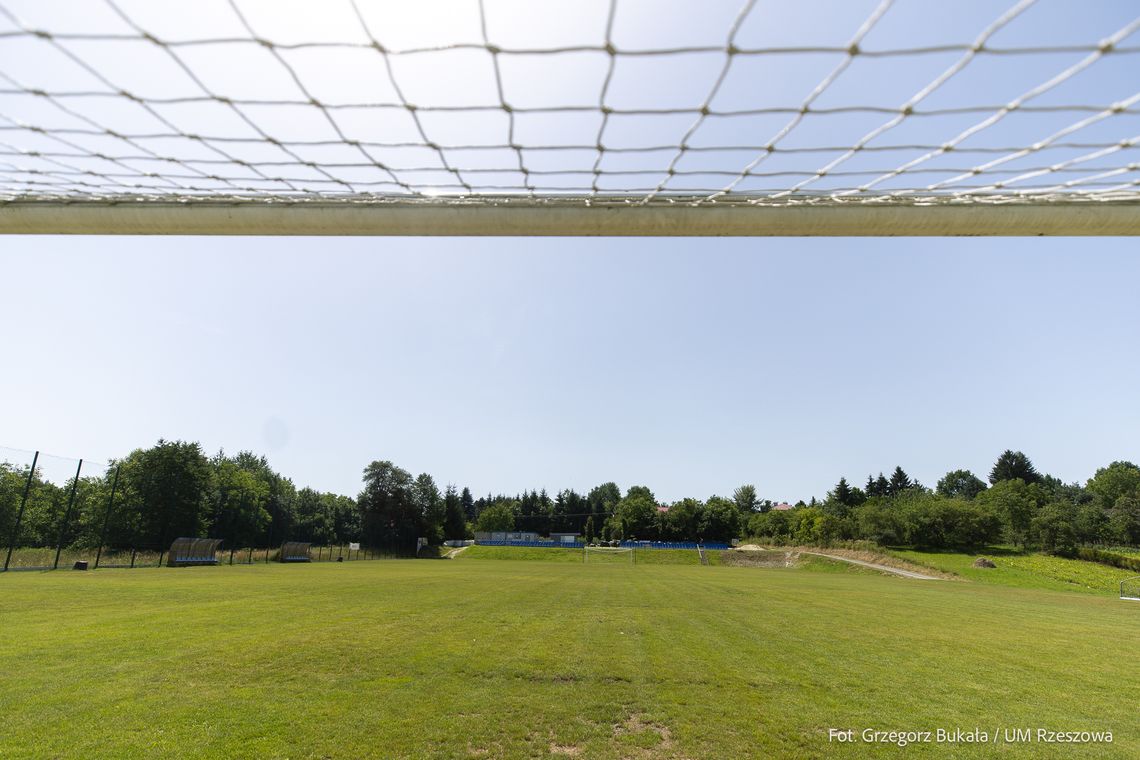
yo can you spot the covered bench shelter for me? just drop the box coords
[279,542,312,563]
[167,537,222,567]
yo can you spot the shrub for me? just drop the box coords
[1032,502,1078,556]
[747,511,792,543]
[1076,547,1140,572]
[891,493,1001,549]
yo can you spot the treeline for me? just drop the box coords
[362,470,746,544]
[468,483,748,543]
[5,441,1140,557]
[1,441,358,552]
[747,451,1140,554]
[1,442,759,554]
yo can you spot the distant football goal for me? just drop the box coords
[584,546,635,564]
[1122,576,1140,601]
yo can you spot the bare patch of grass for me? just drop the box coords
[612,713,680,759]
[549,742,583,756]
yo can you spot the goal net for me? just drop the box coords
[0,0,1137,236]
[1122,576,1140,601]
[584,546,635,564]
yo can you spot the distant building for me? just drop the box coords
[549,532,581,544]
[656,505,669,513]
[771,502,795,511]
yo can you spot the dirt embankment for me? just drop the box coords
[728,544,954,579]
[719,549,789,568]
[802,547,955,579]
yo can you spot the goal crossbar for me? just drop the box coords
[2,199,1135,236]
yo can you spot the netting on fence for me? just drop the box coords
[0,446,114,569]
[2,444,406,571]
[0,0,1137,231]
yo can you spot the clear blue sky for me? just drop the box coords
[2,235,1138,503]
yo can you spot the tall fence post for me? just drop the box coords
[155,490,168,568]
[93,466,120,570]
[230,491,248,567]
[4,451,39,572]
[265,499,277,563]
[52,459,84,570]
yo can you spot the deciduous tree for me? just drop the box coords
[732,484,757,514]
[611,486,657,540]
[1086,461,1140,511]
[936,469,987,500]
[475,502,515,533]
[357,460,415,547]
[701,496,740,542]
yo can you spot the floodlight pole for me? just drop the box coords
[93,466,121,570]
[53,459,84,570]
[4,451,39,572]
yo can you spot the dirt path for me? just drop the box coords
[444,545,470,559]
[799,551,942,580]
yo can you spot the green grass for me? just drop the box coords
[888,547,1136,595]
[1,559,1137,758]
[459,545,721,565]
[631,548,722,566]
[460,545,586,562]
[794,553,893,576]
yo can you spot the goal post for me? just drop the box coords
[584,546,635,565]
[1122,576,1140,601]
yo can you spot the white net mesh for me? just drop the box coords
[0,0,1138,218]
[584,546,634,563]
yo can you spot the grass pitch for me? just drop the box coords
[1,558,1136,759]
[888,547,1138,595]
[459,545,722,565]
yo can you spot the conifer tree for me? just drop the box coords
[460,487,475,522]
[888,466,912,496]
[443,484,466,541]
[989,450,1041,485]
[834,477,853,506]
